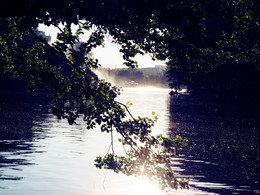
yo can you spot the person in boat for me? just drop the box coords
[169,89,178,96]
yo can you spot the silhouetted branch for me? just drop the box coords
[29,28,89,79]
[115,100,135,120]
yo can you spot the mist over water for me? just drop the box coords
[94,69,117,86]
[94,66,168,88]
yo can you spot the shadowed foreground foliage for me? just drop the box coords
[0,0,259,190]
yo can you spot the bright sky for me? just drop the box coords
[38,24,166,69]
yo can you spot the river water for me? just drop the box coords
[0,88,259,195]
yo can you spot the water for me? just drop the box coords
[0,88,259,194]
[168,94,260,195]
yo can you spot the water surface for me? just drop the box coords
[0,88,259,194]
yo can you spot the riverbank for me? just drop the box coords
[168,94,260,194]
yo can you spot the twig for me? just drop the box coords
[53,24,64,33]
[115,100,135,120]
[121,135,128,156]
[110,127,115,154]
[106,143,112,156]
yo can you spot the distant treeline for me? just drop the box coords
[96,67,168,88]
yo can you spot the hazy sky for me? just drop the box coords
[38,24,166,69]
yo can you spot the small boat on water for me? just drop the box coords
[124,80,139,87]
[169,90,178,96]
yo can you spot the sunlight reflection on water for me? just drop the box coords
[1,88,255,195]
[0,88,170,195]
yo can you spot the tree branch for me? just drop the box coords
[29,28,90,79]
[115,100,135,120]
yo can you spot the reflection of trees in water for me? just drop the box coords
[0,91,49,181]
[168,95,260,194]
[0,141,35,181]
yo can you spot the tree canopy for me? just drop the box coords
[0,0,259,190]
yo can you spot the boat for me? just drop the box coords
[124,80,139,87]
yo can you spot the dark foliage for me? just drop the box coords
[0,0,259,190]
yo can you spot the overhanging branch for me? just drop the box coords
[115,100,135,120]
[29,28,90,79]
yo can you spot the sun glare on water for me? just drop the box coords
[123,87,170,92]
[123,178,165,195]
